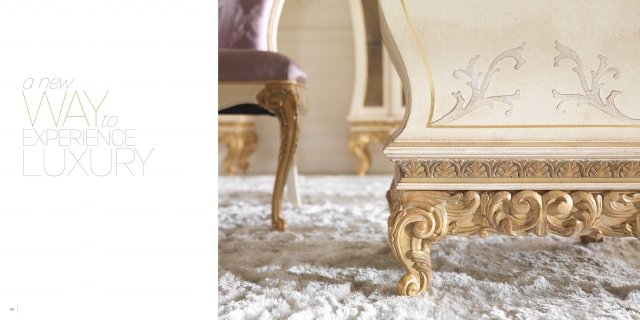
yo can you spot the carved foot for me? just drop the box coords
[257,83,301,231]
[398,274,420,297]
[272,217,287,232]
[397,247,434,296]
[580,230,604,244]
[388,189,449,296]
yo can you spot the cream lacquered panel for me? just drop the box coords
[388,0,640,144]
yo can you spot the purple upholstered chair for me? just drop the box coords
[218,0,307,231]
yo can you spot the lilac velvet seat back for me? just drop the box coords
[218,0,274,51]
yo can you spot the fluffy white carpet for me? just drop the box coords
[218,175,640,320]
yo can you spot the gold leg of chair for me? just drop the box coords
[257,83,300,231]
[348,132,371,176]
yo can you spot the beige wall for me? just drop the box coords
[218,0,395,175]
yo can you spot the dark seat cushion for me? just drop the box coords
[218,49,307,84]
[218,103,274,115]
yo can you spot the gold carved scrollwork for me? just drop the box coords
[455,191,624,238]
[601,192,640,237]
[388,187,640,296]
[388,189,449,296]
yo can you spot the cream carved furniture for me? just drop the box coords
[347,0,404,175]
[380,0,640,296]
[218,0,304,230]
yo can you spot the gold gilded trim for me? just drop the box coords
[398,159,640,179]
[401,177,640,184]
[387,140,640,148]
[400,0,435,124]
[427,124,640,129]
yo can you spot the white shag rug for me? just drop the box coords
[218,175,640,320]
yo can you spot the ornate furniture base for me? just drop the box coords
[347,120,400,175]
[219,115,257,175]
[387,160,640,296]
[376,0,640,297]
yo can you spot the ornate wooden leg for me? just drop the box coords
[219,131,257,175]
[580,229,604,244]
[387,185,449,296]
[257,83,300,231]
[348,132,371,176]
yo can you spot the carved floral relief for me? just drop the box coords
[552,41,639,123]
[433,41,638,125]
[433,43,526,124]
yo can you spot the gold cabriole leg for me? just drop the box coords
[219,131,257,175]
[387,184,452,296]
[348,132,372,176]
[388,180,640,296]
[257,83,300,231]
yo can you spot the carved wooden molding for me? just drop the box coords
[388,187,640,296]
[398,159,640,179]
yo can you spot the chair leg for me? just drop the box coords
[286,163,302,207]
[257,83,300,231]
